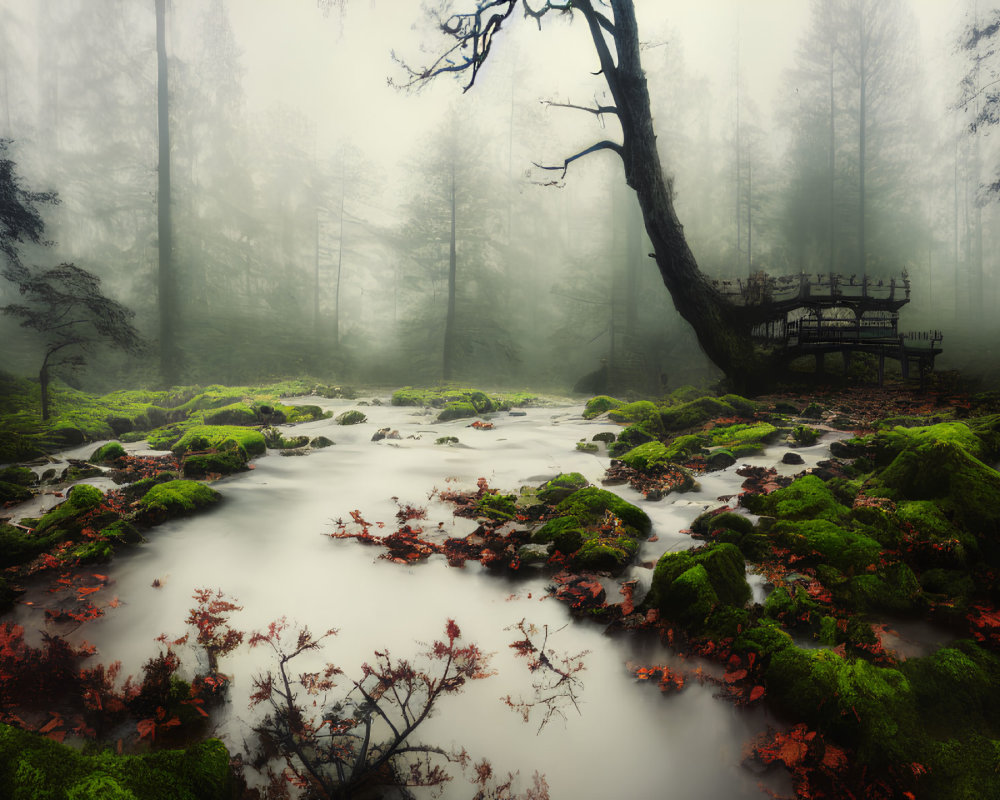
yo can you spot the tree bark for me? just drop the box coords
[586,0,772,392]
[39,361,50,421]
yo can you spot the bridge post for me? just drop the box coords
[842,349,852,377]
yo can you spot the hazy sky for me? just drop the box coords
[226,0,964,166]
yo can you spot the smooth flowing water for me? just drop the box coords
[9,396,831,799]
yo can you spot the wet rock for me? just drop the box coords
[309,436,335,448]
[782,451,805,465]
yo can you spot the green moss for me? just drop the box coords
[664,434,706,461]
[477,492,518,521]
[536,473,588,504]
[391,387,536,411]
[618,441,671,472]
[36,484,105,535]
[91,441,127,463]
[719,394,759,417]
[532,517,585,553]
[647,543,751,631]
[607,400,659,423]
[434,436,459,445]
[743,474,849,523]
[575,442,599,453]
[335,410,368,425]
[706,422,779,449]
[573,535,639,572]
[659,396,736,431]
[310,436,335,448]
[770,519,882,573]
[67,541,113,563]
[0,466,36,486]
[608,422,659,457]
[582,395,623,419]
[202,402,257,426]
[436,402,477,421]
[0,481,32,504]
[181,447,248,479]
[137,480,221,518]
[0,724,232,800]
[0,522,66,568]
[172,426,266,458]
[554,487,651,537]
[792,425,821,446]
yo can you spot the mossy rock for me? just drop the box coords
[434,436,459,445]
[836,563,922,613]
[646,543,751,632]
[91,441,127,464]
[0,724,233,800]
[607,400,659,424]
[764,647,918,765]
[181,446,249,479]
[0,466,36,487]
[618,441,672,473]
[801,402,824,419]
[792,425,821,446]
[591,431,617,444]
[477,492,518,521]
[0,481,32,505]
[35,484,105,535]
[707,421,779,449]
[583,395,624,419]
[554,487,651,537]
[136,480,221,519]
[0,521,68,568]
[171,426,266,458]
[310,436,335,448]
[279,403,328,423]
[608,424,656,457]
[67,540,113,563]
[576,442,599,453]
[573,535,639,573]
[335,410,368,425]
[436,402,476,422]
[706,449,736,470]
[659,396,736,431]
[666,385,713,404]
[537,473,589,505]
[770,518,882,573]
[532,517,586,553]
[742,474,849,523]
[146,424,186,451]
[0,432,45,463]
[202,403,257,426]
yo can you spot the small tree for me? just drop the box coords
[247,618,548,800]
[2,262,145,420]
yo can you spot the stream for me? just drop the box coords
[7,395,849,799]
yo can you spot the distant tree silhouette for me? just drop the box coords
[0,138,58,284]
[2,263,145,420]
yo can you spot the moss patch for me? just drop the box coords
[136,480,221,519]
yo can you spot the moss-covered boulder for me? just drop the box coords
[646,543,751,633]
[554,487,651,537]
[437,401,477,421]
[742,474,849,523]
[181,446,249,479]
[202,402,257,426]
[171,426,266,458]
[537,473,589,504]
[0,466,36,487]
[136,480,221,519]
[574,535,639,572]
[583,395,624,419]
[91,441,127,464]
[659,396,741,431]
[36,483,104,535]
[607,400,659,424]
[310,436,335,448]
[477,492,518,521]
[0,724,232,800]
[770,518,882,574]
[0,481,32,505]
[335,410,368,425]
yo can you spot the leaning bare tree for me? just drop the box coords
[397,0,781,392]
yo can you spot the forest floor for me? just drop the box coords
[0,374,999,799]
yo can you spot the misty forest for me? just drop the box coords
[2,1,1000,798]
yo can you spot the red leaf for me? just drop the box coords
[748,685,766,703]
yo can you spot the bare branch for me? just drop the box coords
[532,139,624,179]
[541,99,619,123]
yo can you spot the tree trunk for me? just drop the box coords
[589,0,772,392]
[156,0,178,386]
[443,162,457,381]
[39,362,50,421]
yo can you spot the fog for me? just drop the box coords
[0,0,996,392]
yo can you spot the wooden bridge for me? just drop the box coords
[710,271,943,386]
